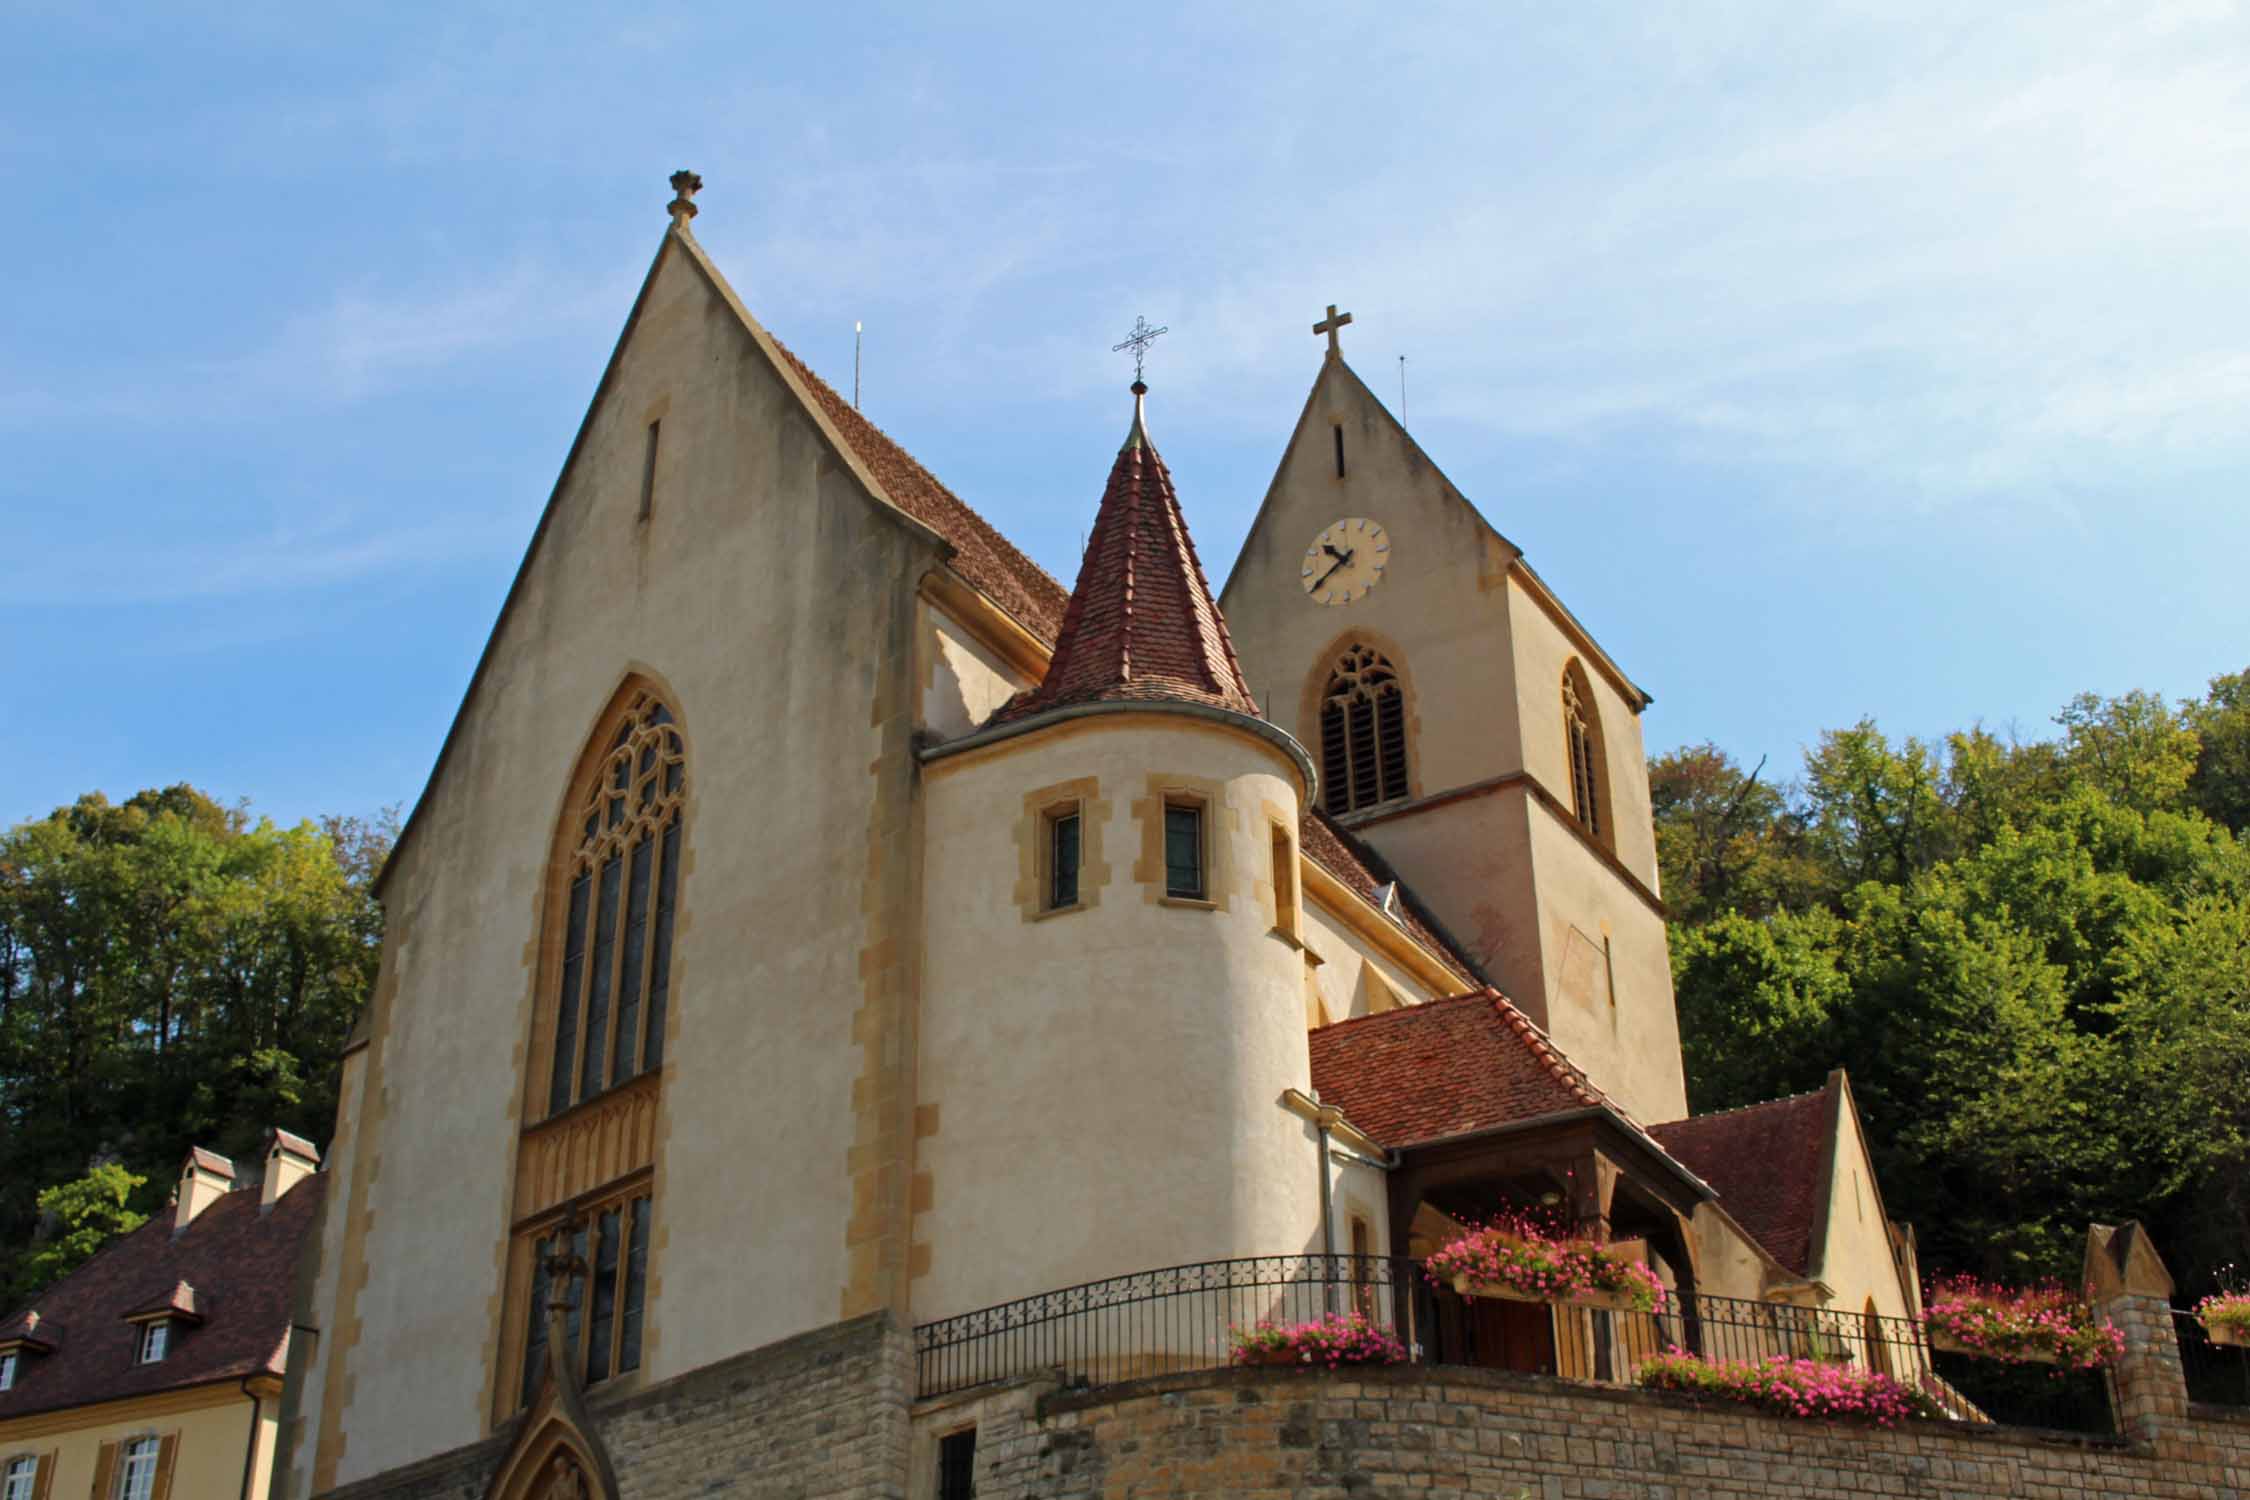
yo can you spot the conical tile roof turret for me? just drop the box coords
[992,383,1260,725]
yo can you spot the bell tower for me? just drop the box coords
[1218,311,1688,1123]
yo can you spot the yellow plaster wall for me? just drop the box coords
[1501,576,1659,888]
[1684,1204,1787,1302]
[1520,798,1687,1123]
[918,599,1033,740]
[915,716,1318,1323]
[1,1385,274,1500]
[1814,1092,1920,1326]
[1300,897,1440,1023]
[293,236,937,1488]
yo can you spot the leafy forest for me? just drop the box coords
[1,669,2244,1309]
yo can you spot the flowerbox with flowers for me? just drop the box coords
[1920,1276,2123,1368]
[1424,1216,1667,1315]
[1227,1311,1408,1369]
[1637,1348,1944,1426]
[2196,1292,2250,1348]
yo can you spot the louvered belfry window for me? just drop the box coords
[1319,643,1409,815]
[1563,670,1602,840]
[549,695,686,1116]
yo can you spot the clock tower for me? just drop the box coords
[1218,314,1688,1124]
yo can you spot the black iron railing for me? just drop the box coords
[913,1255,2114,1434]
[2177,1309,2250,1407]
[913,1255,1442,1400]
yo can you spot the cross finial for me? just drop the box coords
[1111,315,1169,384]
[1313,303,1353,358]
[667,169,703,226]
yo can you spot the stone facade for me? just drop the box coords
[318,1314,910,1500]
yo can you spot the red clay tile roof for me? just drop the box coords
[0,1176,322,1420]
[1649,1084,1837,1277]
[766,336,1069,644]
[1297,810,1482,987]
[1309,990,1613,1150]
[988,391,1256,725]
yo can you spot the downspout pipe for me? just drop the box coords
[1316,1105,1341,1313]
[237,1378,264,1500]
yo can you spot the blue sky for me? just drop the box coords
[6,1,2247,831]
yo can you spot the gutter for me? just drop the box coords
[919,698,1319,802]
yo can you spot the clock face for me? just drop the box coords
[1301,518,1390,605]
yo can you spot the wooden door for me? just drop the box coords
[1469,1296,1556,1375]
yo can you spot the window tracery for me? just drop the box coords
[548,696,685,1116]
[1562,663,1609,846]
[1318,643,1409,815]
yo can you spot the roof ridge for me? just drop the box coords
[1652,1083,1831,1129]
[1479,989,1611,1114]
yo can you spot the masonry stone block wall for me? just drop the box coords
[956,1365,2250,1500]
[314,1313,910,1500]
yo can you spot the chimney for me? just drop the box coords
[260,1128,321,1209]
[174,1148,234,1234]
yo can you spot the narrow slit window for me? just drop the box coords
[1164,803,1205,899]
[585,1207,621,1383]
[1271,826,1297,937]
[1332,425,1346,478]
[1047,809,1081,910]
[520,1236,553,1408]
[638,419,661,521]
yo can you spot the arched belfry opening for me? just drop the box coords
[1317,641,1410,816]
[1561,659,1611,851]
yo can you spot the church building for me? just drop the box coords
[276,175,1922,1500]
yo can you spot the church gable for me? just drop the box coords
[1220,348,1526,804]
[305,199,977,1487]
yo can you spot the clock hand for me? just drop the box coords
[1312,548,1356,589]
[1323,543,1349,561]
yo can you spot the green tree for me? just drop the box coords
[2055,690,2201,816]
[12,1165,149,1300]
[0,788,390,1302]
[1801,722,1950,894]
[2186,668,2250,834]
[1649,745,1821,923]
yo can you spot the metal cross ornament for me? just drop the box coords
[1111,315,1170,383]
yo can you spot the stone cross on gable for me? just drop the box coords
[1313,303,1353,357]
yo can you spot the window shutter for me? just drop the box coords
[88,1443,117,1500]
[149,1435,177,1500]
[29,1452,54,1500]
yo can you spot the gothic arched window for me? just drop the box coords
[1562,662,1610,848]
[1319,644,1409,816]
[547,692,686,1116]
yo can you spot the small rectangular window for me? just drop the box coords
[138,1321,168,1364]
[1048,810,1081,910]
[937,1428,977,1500]
[1,1455,33,1500]
[1270,826,1297,937]
[1164,803,1204,899]
[0,1351,14,1391]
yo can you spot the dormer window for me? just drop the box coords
[137,1320,169,1364]
[0,1350,14,1390]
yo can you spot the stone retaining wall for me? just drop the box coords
[954,1363,2250,1499]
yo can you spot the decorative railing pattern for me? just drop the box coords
[913,1254,2116,1436]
